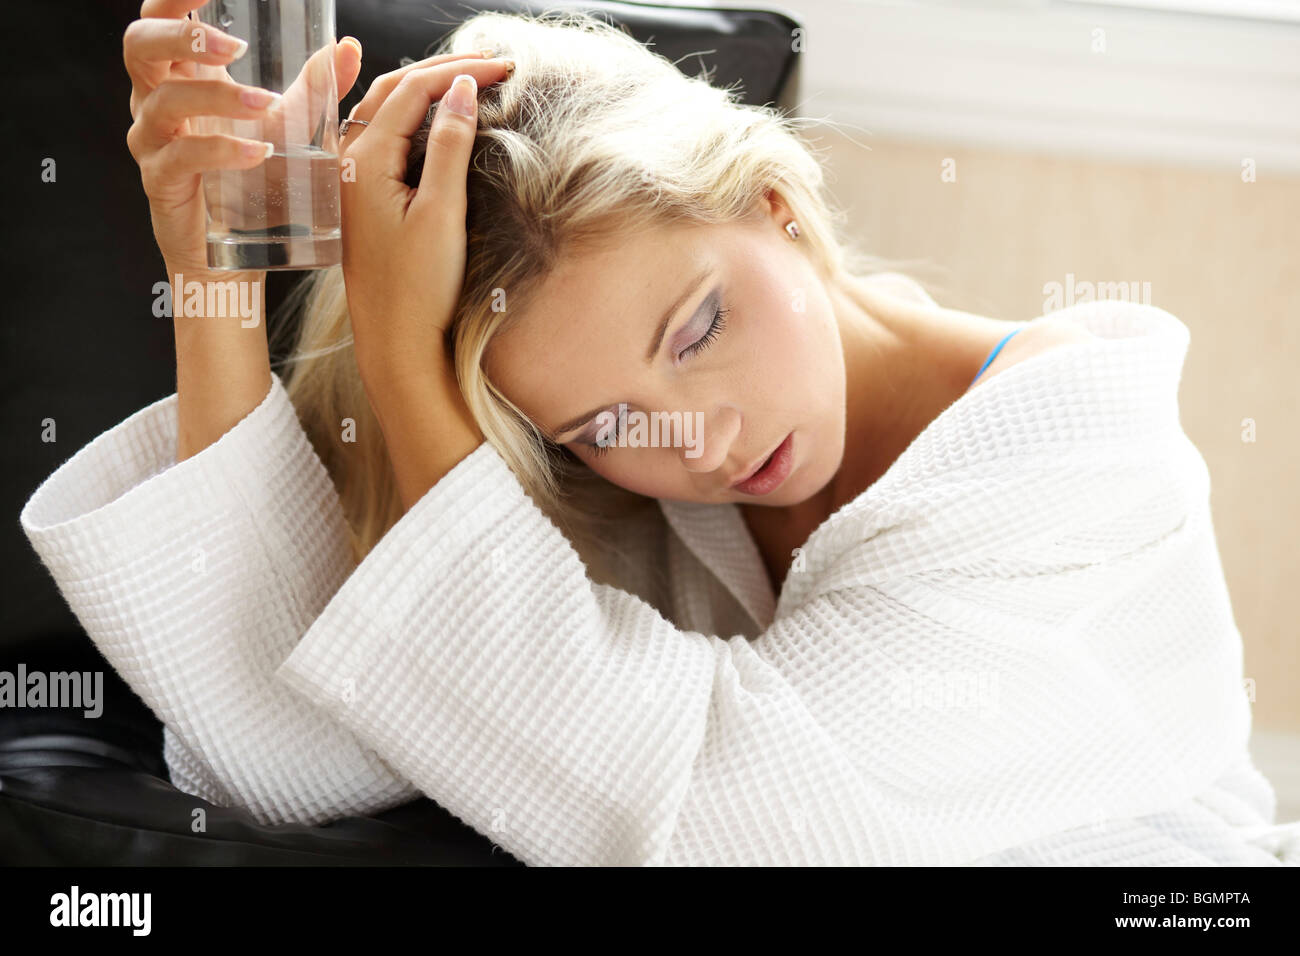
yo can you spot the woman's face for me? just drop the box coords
[484,193,848,507]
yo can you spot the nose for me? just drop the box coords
[680,403,741,476]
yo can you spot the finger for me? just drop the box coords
[131,77,281,155]
[268,39,342,147]
[410,73,478,222]
[351,60,508,182]
[139,133,273,191]
[124,17,247,71]
[336,37,363,102]
[135,0,214,85]
[345,50,499,128]
[124,17,246,103]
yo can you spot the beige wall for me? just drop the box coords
[816,132,1300,734]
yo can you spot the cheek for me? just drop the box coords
[750,295,836,383]
[585,454,676,498]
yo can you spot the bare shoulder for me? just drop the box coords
[1014,315,1099,354]
[971,315,1099,387]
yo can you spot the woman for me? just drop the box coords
[20,5,1298,865]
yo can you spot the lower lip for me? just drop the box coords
[733,432,794,497]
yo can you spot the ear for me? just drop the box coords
[762,186,793,224]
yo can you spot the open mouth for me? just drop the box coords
[731,432,794,497]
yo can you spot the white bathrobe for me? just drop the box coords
[19,298,1300,866]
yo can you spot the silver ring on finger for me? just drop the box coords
[339,118,370,137]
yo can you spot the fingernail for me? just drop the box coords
[479,48,496,58]
[214,34,248,59]
[341,36,361,54]
[241,141,275,159]
[443,73,477,117]
[240,88,280,109]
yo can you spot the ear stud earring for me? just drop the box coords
[784,220,800,240]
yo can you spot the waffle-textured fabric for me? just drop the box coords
[20,299,1300,866]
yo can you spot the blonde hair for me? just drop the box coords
[272,9,917,578]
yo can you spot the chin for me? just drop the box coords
[791,446,841,508]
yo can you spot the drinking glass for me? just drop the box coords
[193,0,340,270]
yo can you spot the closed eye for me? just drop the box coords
[680,305,730,361]
[582,305,732,457]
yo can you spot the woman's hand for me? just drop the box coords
[338,57,513,387]
[337,56,513,510]
[123,1,366,461]
[124,0,364,279]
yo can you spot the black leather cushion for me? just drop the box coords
[0,696,525,864]
[1,0,799,865]
[0,767,523,866]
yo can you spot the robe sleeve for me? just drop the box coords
[19,372,419,825]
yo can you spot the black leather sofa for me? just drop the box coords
[1,0,800,864]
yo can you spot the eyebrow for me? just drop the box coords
[547,264,715,441]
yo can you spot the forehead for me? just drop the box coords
[485,223,711,429]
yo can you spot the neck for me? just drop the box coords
[818,277,920,515]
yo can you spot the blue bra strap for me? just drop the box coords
[969,327,1023,387]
